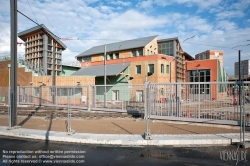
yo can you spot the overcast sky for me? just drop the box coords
[0,0,250,75]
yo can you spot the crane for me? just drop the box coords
[59,37,79,41]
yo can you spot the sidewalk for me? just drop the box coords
[1,126,249,146]
[0,115,249,146]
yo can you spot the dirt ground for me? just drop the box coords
[0,115,244,134]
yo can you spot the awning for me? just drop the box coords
[71,62,130,76]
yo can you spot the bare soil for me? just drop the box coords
[0,115,243,134]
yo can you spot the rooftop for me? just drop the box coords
[76,35,158,58]
[18,24,67,49]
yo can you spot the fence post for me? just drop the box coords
[67,88,74,135]
[92,85,96,108]
[17,86,19,105]
[88,85,90,111]
[144,81,147,119]
[8,87,11,129]
[198,83,200,119]
[39,86,42,106]
[144,82,151,140]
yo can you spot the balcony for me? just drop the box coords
[56,66,62,70]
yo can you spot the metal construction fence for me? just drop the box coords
[0,81,250,140]
[1,82,250,124]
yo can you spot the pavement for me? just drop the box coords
[0,115,250,146]
[2,136,250,166]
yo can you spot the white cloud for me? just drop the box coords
[0,0,249,75]
[217,20,237,31]
[137,0,223,10]
[109,0,131,6]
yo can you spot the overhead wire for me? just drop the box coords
[33,0,60,37]
[183,1,250,42]
[27,0,38,23]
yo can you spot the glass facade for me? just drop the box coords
[158,41,174,56]
[189,69,211,94]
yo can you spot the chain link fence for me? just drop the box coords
[0,81,249,141]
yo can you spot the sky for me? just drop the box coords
[0,0,250,75]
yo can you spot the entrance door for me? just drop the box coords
[112,90,119,101]
[136,90,143,102]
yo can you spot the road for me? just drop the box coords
[0,136,249,166]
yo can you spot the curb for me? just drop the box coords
[1,126,249,146]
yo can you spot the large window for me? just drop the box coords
[115,53,119,59]
[109,53,113,60]
[161,64,164,73]
[138,49,143,56]
[136,65,141,74]
[189,69,211,94]
[158,41,174,56]
[83,56,91,62]
[55,88,82,97]
[148,64,154,73]
[132,50,136,57]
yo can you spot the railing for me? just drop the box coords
[18,58,46,76]
[0,56,10,62]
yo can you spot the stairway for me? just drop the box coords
[18,58,46,76]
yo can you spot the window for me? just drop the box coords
[56,88,82,97]
[188,69,211,94]
[161,64,164,73]
[48,46,52,51]
[109,53,113,60]
[57,60,61,64]
[115,53,119,59]
[147,50,150,55]
[138,49,143,56]
[158,41,174,56]
[34,87,39,97]
[83,56,91,62]
[132,50,136,57]
[57,54,61,59]
[48,52,52,56]
[57,48,61,52]
[166,65,170,74]
[136,65,141,74]
[148,64,154,73]
[47,64,52,68]
[48,38,52,45]
[136,90,143,102]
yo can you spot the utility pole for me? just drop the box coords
[238,50,242,143]
[10,0,17,127]
[52,41,56,104]
[104,45,107,107]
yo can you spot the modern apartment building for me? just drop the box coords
[74,36,194,84]
[234,59,250,77]
[18,24,67,76]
